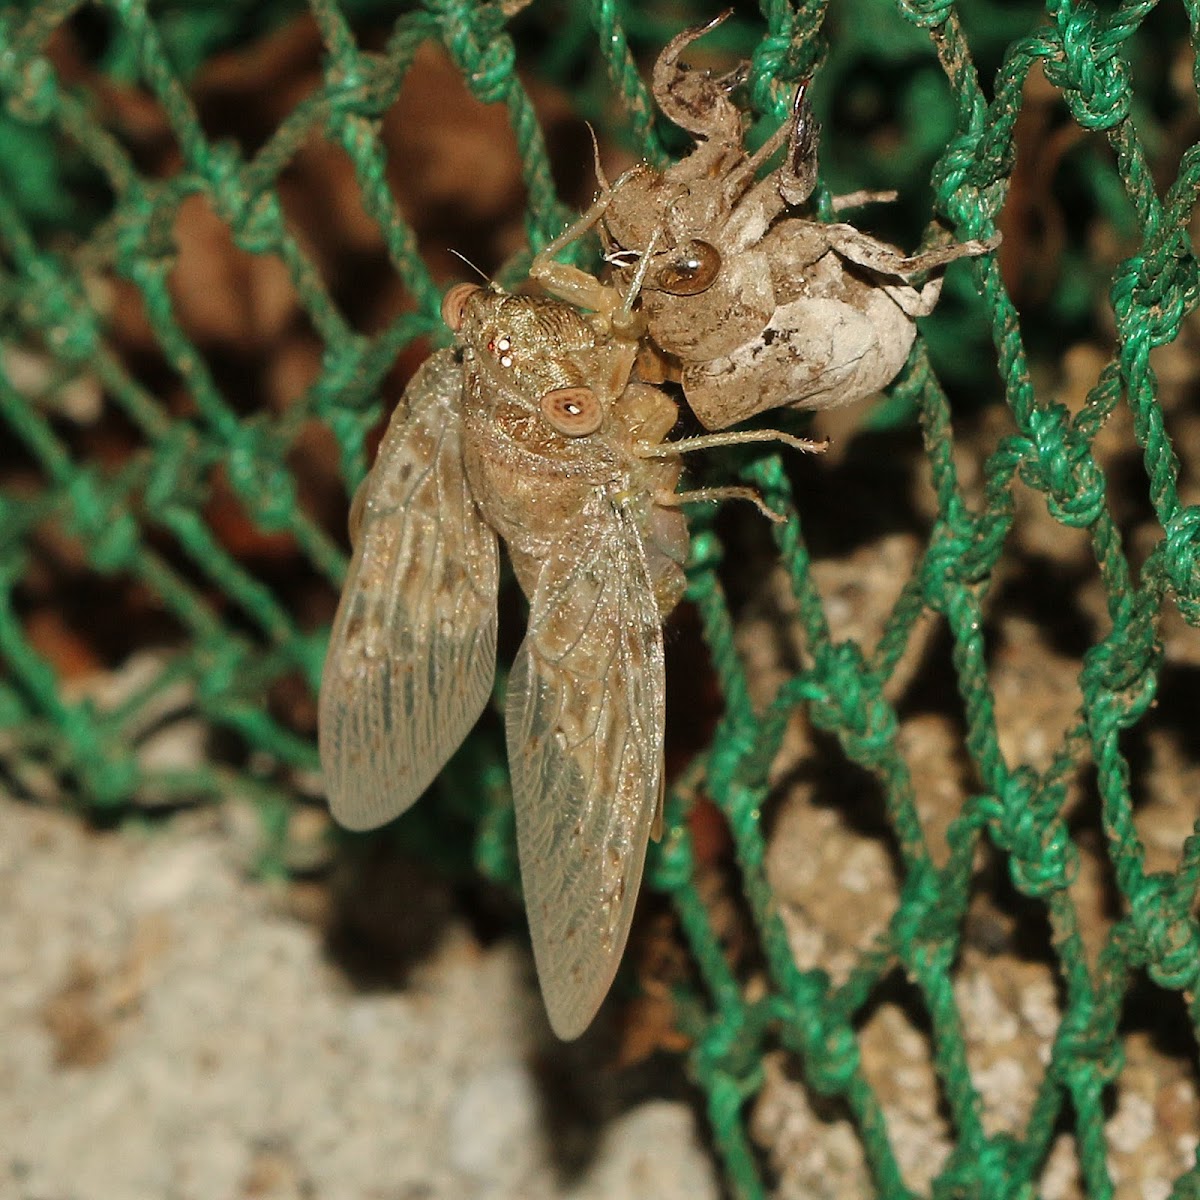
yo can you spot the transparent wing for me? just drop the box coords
[506,500,665,1039]
[319,348,500,831]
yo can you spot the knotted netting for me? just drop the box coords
[2,0,1200,1196]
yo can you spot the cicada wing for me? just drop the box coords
[506,500,666,1040]
[319,348,500,831]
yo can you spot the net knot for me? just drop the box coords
[923,511,1005,603]
[986,768,1078,897]
[808,643,896,766]
[749,30,813,115]
[66,469,140,572]
[467,40,516,106]
[1041,13,1132,132]
[78,754,141,807]
[205,143,283,255]
[0,35,57,124]
[226,422,297,531]
[1017,404,1106,528]
[433,0,517,107]
[693,1017,761,1099]
[143,427,206,515]
[1137,237,1200,334]
[750,33,792,91]
[1080,630,1160,736]
[26,257,101,365]
[196,637,248,706]
[1163,506,1200,622]
[113,187,178,279]
[1129,873,1200,991]
[314,335,380,415]
[931,131,1005,236]
[895,0,954,30]
[1112,246,1197,350]
[938,1133,1027,1199]
[801,1014,861,1095]
[1056,1007,1124,1085]
[324,53,395,121]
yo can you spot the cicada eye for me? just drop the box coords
[652,239,721,295]
[540,386,603,437]
[441,282,482,331]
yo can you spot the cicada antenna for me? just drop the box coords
[585,122,611,195]
[447,248,491,283]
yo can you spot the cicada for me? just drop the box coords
[320,278,820,1037]
[320,279,694,1037]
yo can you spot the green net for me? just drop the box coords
[3,0,1200,1196]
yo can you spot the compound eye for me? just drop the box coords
[653,239,721,295]
[441,282,481,331]
[540,386,603,436]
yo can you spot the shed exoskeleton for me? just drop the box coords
[532,13,1000,430]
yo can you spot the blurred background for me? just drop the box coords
[2,1,1200,1197]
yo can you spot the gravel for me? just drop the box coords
[0,798,718,1200]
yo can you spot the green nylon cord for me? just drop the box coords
[3,2,1200,1197]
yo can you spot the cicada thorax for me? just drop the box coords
[461,393,623,578]
[452,286,690,618]
[452,290,633,585]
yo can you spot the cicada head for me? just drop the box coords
[448,288,591,385]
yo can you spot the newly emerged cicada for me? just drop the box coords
[319,280,819,1038]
